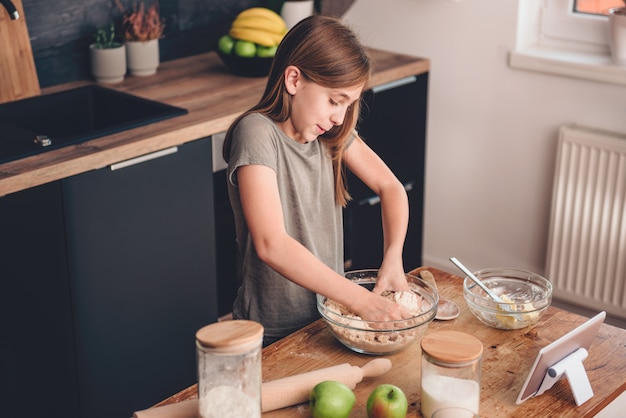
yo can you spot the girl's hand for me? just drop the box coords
[372,260,410,294]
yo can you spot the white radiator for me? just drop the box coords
[546,124,626,320]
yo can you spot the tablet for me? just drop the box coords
[516,311,606,404]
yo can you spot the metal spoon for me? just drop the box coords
[449,257,504,302]
[450,257,526,323]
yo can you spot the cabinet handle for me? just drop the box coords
[371,76,417,94]
[358,181,415,206]
[110,147,178,171]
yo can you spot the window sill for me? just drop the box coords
[509,45,626,87]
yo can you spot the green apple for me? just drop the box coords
[256,45,278,58]
[309,380,356,418]
[233,40,257,58]
[217,34,235,55]
[366,384,408,418]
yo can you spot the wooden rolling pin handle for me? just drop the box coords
[359,357,393,378]
[261,358,392,413]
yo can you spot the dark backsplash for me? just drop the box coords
[22,0,264,88]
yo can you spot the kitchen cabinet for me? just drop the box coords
[344,73,428,270]
[0,138,218,418]
[0,182,79,418]
[213,167,241,318]
[62,137,217,418]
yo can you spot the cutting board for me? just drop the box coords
[0,0,40,104]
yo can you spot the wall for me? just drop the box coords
[344,0,626,279]
[22,0,260,87]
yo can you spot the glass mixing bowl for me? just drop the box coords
[463,268,552,330]
[317,269,438,355]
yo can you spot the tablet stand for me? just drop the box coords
[535,347,593,406]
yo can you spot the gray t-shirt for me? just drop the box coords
[227,113,347,340]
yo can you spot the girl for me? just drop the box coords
[223,15,413,346]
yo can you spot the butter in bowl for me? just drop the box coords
[463,268,552,330]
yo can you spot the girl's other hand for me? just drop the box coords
[353,291,413,322]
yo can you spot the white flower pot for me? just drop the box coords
[90,43,126,84]
[281,0,314,30]
[608,7,626,66]
[126,39,160,76]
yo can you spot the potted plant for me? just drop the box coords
[89,22,127,83]
[609,0,626,65]
[114,0,165,76]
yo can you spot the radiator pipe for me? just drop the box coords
[1,0,20,20]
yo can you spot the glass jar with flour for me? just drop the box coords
[196,320,264,418]
[420,330,483,418]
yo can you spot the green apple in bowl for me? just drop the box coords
[217,34,235,55]
[309,380,356,418]
[233,40,257,58]
[216,38,273,77]
[366,384,408,418]
[256,45,278,58]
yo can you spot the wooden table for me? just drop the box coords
[155,267,626,417]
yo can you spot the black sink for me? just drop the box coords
[0,85,188,164]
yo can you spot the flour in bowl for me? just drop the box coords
[322,288,431,354]
[325,289,424,319]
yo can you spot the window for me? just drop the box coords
[576,0,624,15]
[509,0,626,86]
[541,0,623,53]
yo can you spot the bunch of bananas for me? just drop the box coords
[228,7,287,47]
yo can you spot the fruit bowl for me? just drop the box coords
[463,268,552,330]
[317,269,438,355]
[216,49,274,78]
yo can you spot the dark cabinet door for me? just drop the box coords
[213,168,240,318]
[61,138,218,418]
[0,182,80,418]
[346,73,428,270]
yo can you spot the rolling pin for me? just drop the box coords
[261,358,392,412]
[133,358,393,417]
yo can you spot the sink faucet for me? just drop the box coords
[1,0,20,20]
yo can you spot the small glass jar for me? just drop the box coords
[196,320,264,418]
[420,330,483,418]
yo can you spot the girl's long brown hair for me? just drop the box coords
[223,15,371,207]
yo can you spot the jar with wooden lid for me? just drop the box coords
[420,330,483,418]
[196,320,264,418]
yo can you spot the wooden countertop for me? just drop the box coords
[152,267,626,418]
[0,48,429,197]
